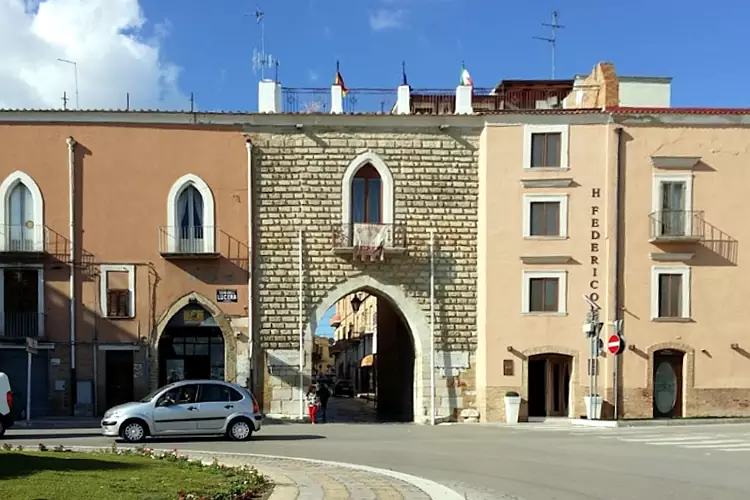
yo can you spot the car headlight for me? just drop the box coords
[104,411,120,419]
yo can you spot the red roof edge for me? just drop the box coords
[607,106,750,115]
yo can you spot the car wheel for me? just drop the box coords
[227,418,253,442]
[120,420,147,443]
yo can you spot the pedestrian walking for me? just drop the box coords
[305,385,320,424]
[317,382,331,423]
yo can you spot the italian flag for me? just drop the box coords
[459,65,473,87]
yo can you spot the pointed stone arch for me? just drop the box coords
[340,151,395,224]
[166,173,216,253]
[0,171,44,252]
[305,274,429,422]
[152,291,237,383]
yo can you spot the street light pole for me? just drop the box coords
[57,58,79,109]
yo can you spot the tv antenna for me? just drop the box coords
[249,7,279,81]
[533,10,565,79]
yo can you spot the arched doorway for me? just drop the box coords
[527,353,573,418]
[158,303,225,385]
[307,275,428,423]
[653,349,684,418]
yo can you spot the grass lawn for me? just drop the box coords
[0,449,268,500]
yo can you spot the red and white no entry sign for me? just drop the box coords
[607,334,623,355]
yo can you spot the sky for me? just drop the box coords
[2,0,750,111]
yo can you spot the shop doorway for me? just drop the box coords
[653,349,684,418]
[158,304,225,386]
[528,354,572,418]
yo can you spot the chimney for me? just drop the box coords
[258,79,281,113]
[396,85,411,114]
[455,85,473,114]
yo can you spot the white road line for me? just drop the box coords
[681,441,750,449]
[618,435,722,443]
[720,448,750,452]
[598,433,671,440]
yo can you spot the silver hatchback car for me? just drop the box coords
[101,380,263,443]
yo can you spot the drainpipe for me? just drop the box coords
[298,229,304,419]
[66,136,77,414]
[613,126,625,420]
[429,229,436,425]
[245,139,253,390]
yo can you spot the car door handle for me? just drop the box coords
[224,405,234,409]
[187,406,197,411]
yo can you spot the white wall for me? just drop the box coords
[619,79,671,108]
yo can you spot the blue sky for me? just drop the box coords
[138,0,750,111]
[318,308,335,338]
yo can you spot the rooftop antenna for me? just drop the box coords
[249,7,279,81]
[533,10,565,79]
[61,91,69,111]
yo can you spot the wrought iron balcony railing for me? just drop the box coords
[158,226,219,258]
[649,210,704,242]
[0,311,45,338]
[0,224,48,253]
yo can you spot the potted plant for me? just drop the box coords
[504,391,521,424]
[584,394,603,420]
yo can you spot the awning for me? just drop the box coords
[329,314,342,327]
[360,354,375,368]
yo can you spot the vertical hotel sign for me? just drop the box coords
[589,188,601,306]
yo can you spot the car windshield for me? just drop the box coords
[139,383,178,403]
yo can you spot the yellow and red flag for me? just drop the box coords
[334,61,348,96]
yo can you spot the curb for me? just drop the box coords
[61,445,464,500]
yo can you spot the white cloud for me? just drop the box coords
[369,9,407,31]
[0,0,185,110]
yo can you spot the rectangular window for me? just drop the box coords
[106,289,130,318]
[652,174,694,239]
[651,266,691,320]
[100,265,135,319]
[522,271,567,314]
[523,194,568,238]
[530,133,561,168]
[658,274,682,317]
[530,201,560,236]
[529,278,559,312]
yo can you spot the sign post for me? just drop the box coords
[25,337,38,423]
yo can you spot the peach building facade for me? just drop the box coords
[0,120,252,416]
[477,109,750,422]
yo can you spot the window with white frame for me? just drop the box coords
[100,265,135,319]
[166,174,216,253]
[523,125,570,169]
[522,270,567,314]
[523,194,568,238]
[651,174,694,238]
[651,266,691,320]
[0,265,45,337]
[0,171,45,252]
[340,152,394,246]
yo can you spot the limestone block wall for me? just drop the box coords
[248,127,481,422]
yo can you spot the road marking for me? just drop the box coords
[681,441,750,449]
[618,435,722,443]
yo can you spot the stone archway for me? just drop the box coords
[151,291,237,386]
[306,275,430,423]
[646,342,694,417]
[521,346,580,419]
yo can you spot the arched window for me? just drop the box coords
[8,183,34,251]
[0,171,44,253]
[351,164,382,224]
[177,185,205,252]
[165,174,216,254]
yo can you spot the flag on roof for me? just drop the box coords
[334,61,348,96]
[459,64,473,87]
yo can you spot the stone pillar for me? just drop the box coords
[258,79,281,113]
[455,85,473,114]
[396,85,411,114]
[331,85,344,114]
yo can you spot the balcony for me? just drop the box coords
[649,210,704,243]
[0,224,48,257]
[158,226,220,259]
[332,223,407,260]
[0,311,45,339]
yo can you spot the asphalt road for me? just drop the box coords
[4,417,750,500]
